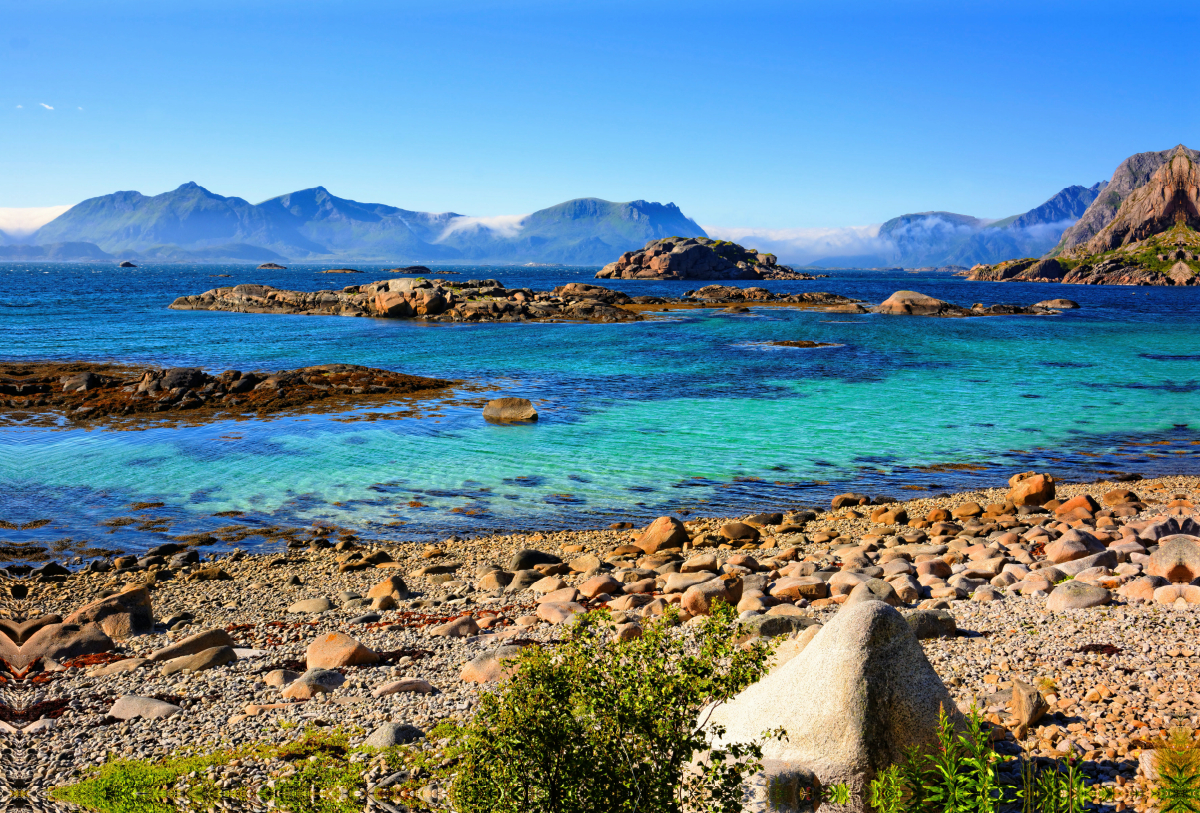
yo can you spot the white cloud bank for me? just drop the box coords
[0,205,71,238]
[437,213,528,241]
[704,224,888,265]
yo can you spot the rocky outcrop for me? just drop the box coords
[257,262,286,269]
[483,397,539,423]
[118,261,137,268]
[0,361,455,426]
[171,277,643,324]
[969,146,1200,287]
[596,237,823,281]
[875,291,1063,317]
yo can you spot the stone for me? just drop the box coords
[19,622,114,669]
[429,617,480,637]
[706,602,962,796]
[1055,494,1101,515]
[681,553,719,573]
[63,586,153,639]
[483,397,538,422]
[477,570,514,591]
[1010,679,1049,737]
[635,516,689,553]
[538,587,580,604]
[530,576,568,594]
[768,625,823,674]
[282,668,346,699]
[367,575,408,600]
[877,290,963,316]
[1103,488,1139,505]
[770,576,829,602]
[149,628,236,661]
[288,597,333,614]
[742,614,817,639]
[372,678,434,697]
[745,512,784,527]
[264,669,300,688]
[579,575,622,598]
[364,722,425,748]
[1034,298,1079,309]
[831,493,870,508]
[86,657,147,677]
[844,579,902,608]
[536,601,585,624]
[615,622,643,641]
[161,645,237,676]
[665,571,718,593]
[720,522,761,542]
[508,549,561,571]
[904,609,957,639]
[568,554,601,573]
[1009,473,1056,506]
[461,644,529,683]
[1045,581,1111,611]
[1146,535,1200,583]
[109,695,180,720]
[951,502,983,519]
[682,577,741,616]
[306,632,378,669]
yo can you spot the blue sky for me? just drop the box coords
[3,0,1196,230]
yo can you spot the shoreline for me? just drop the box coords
[5,472,1197,795]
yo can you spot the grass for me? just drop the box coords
[50,725,450,813]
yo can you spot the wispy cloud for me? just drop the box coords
[0,205,71,238]
[437,213,527,241]
[14,104,21,109]
[39,102,53,110]
[704,224,888,265]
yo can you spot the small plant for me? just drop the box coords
[446,602,777,813]
[1153,726,1200,813]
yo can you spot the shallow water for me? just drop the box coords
[3,262,1199,560]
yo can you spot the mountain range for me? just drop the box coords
[2,178,1109,267]
[801,182,1106,268]
[4,184,706,265]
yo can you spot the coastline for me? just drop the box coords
[7,472,1196,797]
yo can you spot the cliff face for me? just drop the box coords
[1055,145,1200,254]
[1066,146,1200,256]
[968,145,1200,286]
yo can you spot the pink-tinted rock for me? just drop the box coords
[578,575,621,598]
[306,632,378,669]
[64,586,153,640]
[635,516,689,553]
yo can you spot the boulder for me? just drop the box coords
[536,601,585,624]
[665,571,718,593]
[635,516,689,553]
[705,602,962,797]
[1046,581,1111,611]
[1008,472,1055,506]
[1034,299,1079,309]
[579,575,622,598]
[264,669,300,688]
[63,586,153,639]
[1145,535,1200,583]
[429,616,480,637]
[741,614,818,639]
[877,290,963,316]
[306,632,378,669]
[831,493,870,508]
[150,628,236,661]
[18,622,114,669]
[483,397,538,422]
[1010,679,1049,737]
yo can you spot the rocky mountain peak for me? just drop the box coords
[1069,145,1200,256]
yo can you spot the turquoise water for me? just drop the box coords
[3,263,1199,559]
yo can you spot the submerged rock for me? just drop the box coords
[483,397,538,423]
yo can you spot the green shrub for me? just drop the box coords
[446,602,779,813]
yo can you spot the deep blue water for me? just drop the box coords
[3,262,1199,560]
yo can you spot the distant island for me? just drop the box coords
[968,145,1199,286]
[596,237,826,281]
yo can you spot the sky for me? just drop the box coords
[3,0,1197,236]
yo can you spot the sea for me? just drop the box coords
[3,262,1199,562]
